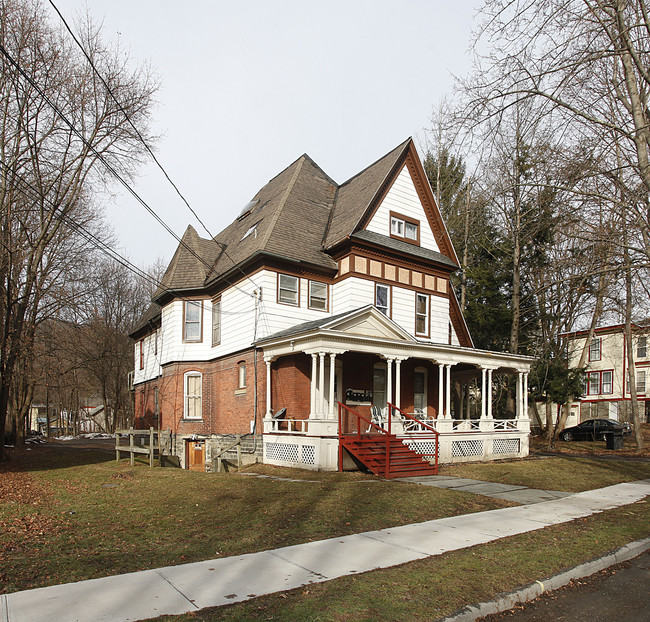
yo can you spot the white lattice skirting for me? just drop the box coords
[263,435,338,470]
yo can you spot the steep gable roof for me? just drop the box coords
[324,139,410,249]
[323,138,459,267]
[153,139,460,302]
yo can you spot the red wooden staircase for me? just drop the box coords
[338,402,439,479]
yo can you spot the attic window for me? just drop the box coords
[242,221,260,240]
[390,211,419,245]
[237,199,259,220]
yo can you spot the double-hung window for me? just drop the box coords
[278,274,299,305]
[601,371,613,394]
[139,340,144,370]
[184,372,202,419]
[308,281,328,311]
[588,338,601,361]
[184,300,203,342]
[212,297,221,346]
[637,370,647,394]
[375,284,390,316]
[638,336,647,359]
[415,293,429,337]
[390,212,419,244]
[588,372,600,395]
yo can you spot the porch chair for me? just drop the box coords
[367,405,383,432]
[404,408,425,432]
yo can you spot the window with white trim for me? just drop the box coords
[212,297,221,346]
[308,281,328,310]
[183,300,203,342]
[588,338,601,361]
[415,293,429,336]
[601,371,613,394]
[278,274,299,305]
[588,372,600,395]
[390,212,419,243]
[238,361,247,389]
[375,284,390,316]
[637,370,646,393]
[184,372,202,419]
[638,336,647,358]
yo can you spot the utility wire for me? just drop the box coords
[46,0,261,295]
[0,159,250,316]
[0,40,257,300]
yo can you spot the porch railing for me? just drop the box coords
[338,401,392,476]
[387,402,440,472]
[264,418,309,434]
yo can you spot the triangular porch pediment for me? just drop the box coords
[322,306,414,341]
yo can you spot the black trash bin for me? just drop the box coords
[605,430,624,450]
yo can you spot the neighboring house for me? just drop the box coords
[130,139,533,473]
[564,322,650,425]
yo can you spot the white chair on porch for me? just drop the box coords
[367,406,383,432]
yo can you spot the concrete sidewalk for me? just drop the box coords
[398,475,573,504]
[2,479,649,622]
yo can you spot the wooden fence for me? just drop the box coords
[115,427,160,467]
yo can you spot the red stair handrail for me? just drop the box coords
[337,401,391,476]
[387,402,440,473]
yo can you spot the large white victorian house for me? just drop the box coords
[130,139,533,476]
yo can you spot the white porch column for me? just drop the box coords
[438,364,444,418]
[329,353,336,419]
[310,353,317,417]
[524,372,529,419]
[445,364,452,419]
[265,357,273,416]
[516,372,523,419]
[318,352,326,416]
[395,358,402,410]
[386,358,394,411]
[481,368,487,419]
[487,368,494,419]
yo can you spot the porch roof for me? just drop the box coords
[257,306,534,373]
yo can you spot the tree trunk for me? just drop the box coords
[623,242,644,449]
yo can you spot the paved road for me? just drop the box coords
[479,551,650,622]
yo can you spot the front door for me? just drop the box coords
[187,440,205,472]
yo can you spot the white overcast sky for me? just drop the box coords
[52,0,482,268]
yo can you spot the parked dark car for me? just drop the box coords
[560,418,632,442]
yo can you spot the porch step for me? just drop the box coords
[341,433,438,479]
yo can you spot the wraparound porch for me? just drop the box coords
[257,307,534,473]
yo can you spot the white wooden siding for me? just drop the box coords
[430,296,450,343]
[134,268,456,380]
[133,330,163,385]
[365,165,440,253]
[331,278,374,316]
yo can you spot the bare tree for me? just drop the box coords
[0,0,156,458]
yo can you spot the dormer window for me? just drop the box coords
[390,211,419,244]
[242,222,260,240]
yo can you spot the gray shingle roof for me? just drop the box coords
[323,139,410,249]
[129,301,162,338]
[149,138,455,308]
[350,230,458,269]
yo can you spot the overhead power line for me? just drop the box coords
[46,0,261,296]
